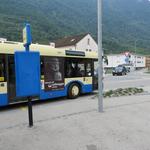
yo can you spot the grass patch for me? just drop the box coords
[103,87,144,98]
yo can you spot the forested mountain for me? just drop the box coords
[0,0,150,54]
[103,0,150,54]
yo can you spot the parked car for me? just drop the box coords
[112,66,127,76]
[118,64,134,72]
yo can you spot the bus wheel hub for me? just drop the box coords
[72,86,79,96]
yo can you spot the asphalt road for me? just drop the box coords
[104,70,150,90]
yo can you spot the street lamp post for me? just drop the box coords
[97,0,103,112]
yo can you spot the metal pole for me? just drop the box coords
[28,96,33,127]
[25,40,33,127]
[134,40,137,71]
[97,0,103,112]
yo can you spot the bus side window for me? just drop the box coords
[65,61,74,78]
[0,55,5,82]
[65,59,85,78]
[76,63,85,77]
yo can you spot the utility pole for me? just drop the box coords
[97,0,103,112]
[134,40,137,71]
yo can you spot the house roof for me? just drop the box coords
[54,33,88,48]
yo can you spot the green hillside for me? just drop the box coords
[0,0,150,54]
[103,0,150,54]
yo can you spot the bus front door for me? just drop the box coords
[7,55,17,103]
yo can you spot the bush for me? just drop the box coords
[103,87,144,98]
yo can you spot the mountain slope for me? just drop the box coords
[0,0,150,54]
[0,0,97,42]
[103,0,150,54]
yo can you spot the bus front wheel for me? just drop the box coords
[68,83,80,99]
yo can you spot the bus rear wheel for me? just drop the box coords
[68,83,80,99]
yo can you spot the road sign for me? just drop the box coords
[23,24,32,47]
[15,23,37,127]
[15,51,40,97]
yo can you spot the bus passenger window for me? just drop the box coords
[66,62,74,78]
[65,60,86,78]
[76,63,85,77]
[0,56,5,82]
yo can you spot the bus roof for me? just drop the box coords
[0,41,98,59]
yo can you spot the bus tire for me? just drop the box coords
[68,83,80,99]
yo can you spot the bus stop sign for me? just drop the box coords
[23,24,32,47]
[15,51,40,97]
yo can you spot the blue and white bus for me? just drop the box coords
[0,41,98,107]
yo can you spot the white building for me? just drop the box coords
[50,33,98,52]
[0,38,7,43]
[131,55,146,68]
[106,52,146,69]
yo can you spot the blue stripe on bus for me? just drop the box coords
[0,94,8,106]
[66,81,93,93]
[82,84,93,93]
[0,83,93,106]
[40,88,67,100]
[40,83,93,100]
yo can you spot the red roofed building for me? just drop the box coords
[50,33,98,52]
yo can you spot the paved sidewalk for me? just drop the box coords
[1,93,150,150]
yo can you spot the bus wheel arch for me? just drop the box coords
[67,82,81,99]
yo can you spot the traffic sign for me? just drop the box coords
[23,24,32,47]
[15,51,40,97]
